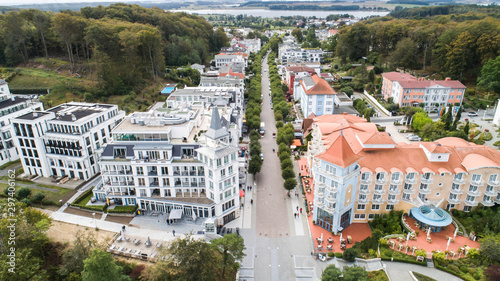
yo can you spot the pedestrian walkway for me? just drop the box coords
[290,191,305,236]
[56,176,101,213]
[384,261,462,281]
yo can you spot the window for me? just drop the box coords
[371,204,380,210]
[420,183,428,191]
[418,192,427,201]
[468,185,478,192]
[389,185,398,192]
[451,183,460,191]
[359,184,368,191]
[391,173,400,181]
[357,204,365,210]
[136,167,143,175]
[471,174,481,183]
[221,169,226,177]
[446,204,455,211]
[376,173,385,181]
[466,195,476,202]
[359,194,367,200]
[402,193,411,201]
[449,193,457,200]
[326,164,336,175]
[386,204,394,210]
[463,206,471,212]
[483,195,491,202]
[489,174,498,183]
[216,159,222,167]
[354,214,366,219]
[368,214,375,219]
[406,173,415,180]
[361,172,370,180]
[374,185,383,191]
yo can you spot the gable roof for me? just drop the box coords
[301,74,336,95]
[381,71,416,82]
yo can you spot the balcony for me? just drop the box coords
[325,205,335,212]
[403,188,415,194]
[452,177,466,185]
[326,185,338,193]
[405,178,417,184]
[326,196,337,204]
[388,188,399,195]
[488,180,500,186]
[358,197,369,204]
[450,188,463,195]
[470,180,484,186]
[360,178,372,185]
[107,181,135,187]
[484,189,497,197]
[373,197,383,204]
[419,188,431,195]
[359,189,370,195]
[467,189,481,197]
[148,170,158,176]
[464,199,478,206]
[421,178,433,184]
[390,178,402,185]
[482,200,495,207]
[375,178,387,185]
[387,198,399,204]
[447,197,461,204]
[495,197,500,204]
[315,200,324,207]
[150,182,159,187]
[316,190,325,197]
[373,189,385,195]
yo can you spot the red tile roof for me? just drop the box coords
[382,71,416,82]
[303,74,337,96]
[317,133,363,168]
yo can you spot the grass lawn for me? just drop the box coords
[412,271,437,281]
[0,182,74,205]
[368,269,390,281]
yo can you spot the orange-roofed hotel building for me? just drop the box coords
[381,72,466,110]
[306,114,500,234]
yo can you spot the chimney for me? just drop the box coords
[445,77,451,81]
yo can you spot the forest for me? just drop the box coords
[0,4,228,97]
[334,5,500,83]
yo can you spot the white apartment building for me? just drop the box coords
[12,102,124,180]
[214,53,247,69]
[94,106,241,225]
[295,74,337,117]
[0,80,44,166]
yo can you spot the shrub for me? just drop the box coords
[20,198,31,206]
[343,247,357,262]
[334,252,343,258]
[460,265,468,273]
[16,187,32,199]
[32,192,46,203]
[327,252,335,257]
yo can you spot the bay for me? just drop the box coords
[169,8,390,18]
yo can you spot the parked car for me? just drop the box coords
[408,135,422,141]
[260,153,264,160]
[468,112,478,117]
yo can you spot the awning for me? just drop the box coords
[438,167,451,174]
[169,209,183,220]
[406,167,418,174]
[454,167,468,175]
[375,167,387,174]
[360,167,372,173]
[390,167,402,174]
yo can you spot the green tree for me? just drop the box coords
[390,37,418,71]
[343,265,369,281]
[211,233,245,279]
[248,156,262,176]
[32,192,45,203]
[282,167,295,180]
[284,178,297,191]
[480,233,500,263]
[340,86,354,97]
[281,158,293,170]
[342,247,357,262]
[291,28,303,42]
[452,106,462,131]
[321,264,342,281]
[336,23,370,63]
[60,230,102,277]
[477,55,500,94]
[412,112,433,131]
[16,186,31,199]
[464,121,470,135]
[445,31,475,80]
[81,249,131,281]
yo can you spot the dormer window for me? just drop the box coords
[113,148,126,158]
[391,173,400,181]
[406,172,416,180]
[361,172,370,180]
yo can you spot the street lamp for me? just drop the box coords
[483,105,489,120]
[92,213,96,229]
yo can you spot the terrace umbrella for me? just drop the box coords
[146,236,151,246]
[239,190,244,198]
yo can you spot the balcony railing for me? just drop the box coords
[390,178,402,185]
[387,198,399,204]
[358,197,369,204]
[403,188,415,194]
[488,180,500,186]
[372,197,383,204]
[326,186,338,193]
[374,189,385,195]
[359,189,370,195]
[405,178,417,184]
[464,199,478,206]
[375,178,387,185]
[326,196,337,204]
[447,197,461,204]
[470,180,484,186]
[467,189,481,197]
[388,188,399,195]
[325,205,335,212]
[484,189,497,197]
[482,200,494,207]
[360,178,372,184]
[450,188,463,195]
[419,188,431,195]
[452,177,466,185]
[495,197,500,204]
[421,178,433,184]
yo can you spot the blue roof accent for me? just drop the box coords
[161,87,175,94]
[410,205,452,227]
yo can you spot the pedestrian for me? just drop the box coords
[172,230,175,237]
[300,208,303,213]
[122,225,126,232]
[251,199,253,204]
[294,213,296,218]
[295,191,298,197]
[296,206,299,211]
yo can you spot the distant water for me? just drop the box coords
[170,9,390,19]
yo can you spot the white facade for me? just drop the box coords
[94,107,241,226]
[294,76,336,117]
[0,81,44,166]
[215,54,247,69]
[12,102,124,180]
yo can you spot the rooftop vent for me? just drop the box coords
[71,114,77,121]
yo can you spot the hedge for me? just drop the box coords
[71,188,107,212]
[381,256,426,266]
[435,264,475,281]
[107,205,138,213]
[72,189,94,205]
[73,204,108,212]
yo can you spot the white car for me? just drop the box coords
[408,135,421,141]
[259,153,264,160]
[468,112,478,117]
